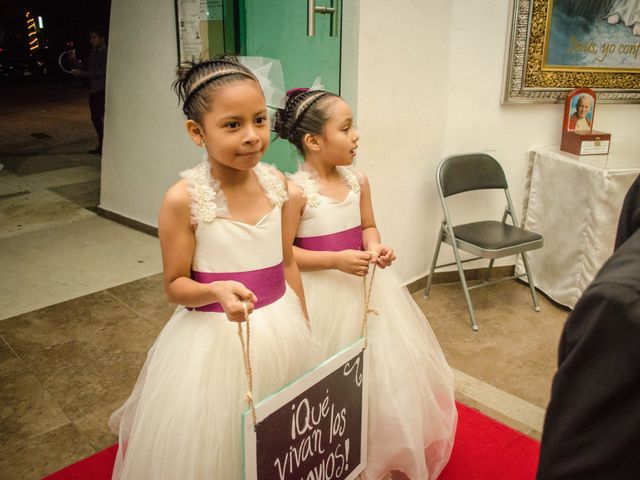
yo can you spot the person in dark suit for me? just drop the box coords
[536,175,640,479]
[614,176,640,250]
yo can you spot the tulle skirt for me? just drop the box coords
[301,268,457,480]
[109,286,319,480]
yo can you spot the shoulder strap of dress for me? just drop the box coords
[254,163,288,207]
[287,170,321,207]
[336,165,362,194]
[179,160,218,224]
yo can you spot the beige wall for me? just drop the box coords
[101,0,200,226]
[350,0,452,282]
[101,0,640,283]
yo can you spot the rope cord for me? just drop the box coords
[361,253,380,348]
[237,301,257,428]
[237,252,379,428]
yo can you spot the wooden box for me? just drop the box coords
[561,130,611,156]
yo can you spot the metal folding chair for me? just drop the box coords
[424,153,543,331]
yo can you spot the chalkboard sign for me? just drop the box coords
[243,339,368,480]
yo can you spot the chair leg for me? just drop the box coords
[520,252,541,312]
[485,259,496,282]
[424,229,444,299]
[451,242,479,331]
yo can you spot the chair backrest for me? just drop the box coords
[438,154,508,198]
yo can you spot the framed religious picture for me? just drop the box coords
[565,88,596,132]
[503,0,640,103]
[561,88,611,155]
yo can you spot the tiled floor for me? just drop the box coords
[0,83,167,478]
[0,167,163,321]
[416,281,568,438]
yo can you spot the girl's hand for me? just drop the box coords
[335,250,373,276]
[369,244,396,268]
[211,281,257,322]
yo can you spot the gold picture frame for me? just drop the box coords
[503,0,640,103]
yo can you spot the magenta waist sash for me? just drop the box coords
[189,262,285,312]
[294,225,363,252]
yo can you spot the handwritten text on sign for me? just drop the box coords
[243,340,368,480]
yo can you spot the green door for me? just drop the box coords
[242,0,342,172]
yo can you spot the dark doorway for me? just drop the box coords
[1,0,111,230]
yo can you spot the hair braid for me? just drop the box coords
[172,56,259,122]
[273,88,337,154]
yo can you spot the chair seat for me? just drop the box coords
[450,221,543,254]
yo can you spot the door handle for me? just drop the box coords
[307,0,340,37]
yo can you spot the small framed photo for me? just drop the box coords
[563,88,596,133]
[561,87,611,155]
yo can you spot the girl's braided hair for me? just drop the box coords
[273,88,338,154]
[172,56,259,122]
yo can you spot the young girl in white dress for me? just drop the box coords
[108,59,318,479]
[275,88,457,480]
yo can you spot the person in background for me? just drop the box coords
[536,175,640,479]
[71,28,107,154]
[276,88,457,480]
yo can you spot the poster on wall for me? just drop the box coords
[242,339,368,480]
[503,0,640,103]
[175,0,225,63]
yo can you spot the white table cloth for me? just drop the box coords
[515,145,640,308]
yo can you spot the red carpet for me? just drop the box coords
[439,402,540,479]
[43,402,539,479]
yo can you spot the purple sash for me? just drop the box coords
[294,225,363,252]
[189,262,285,312]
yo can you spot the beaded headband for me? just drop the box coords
[183,61,257,112]
[289,90,332,136]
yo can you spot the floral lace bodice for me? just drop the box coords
[288,165,363,238]
[178,160,287,273]
[180,160,287,224]
[287,165,362,208]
